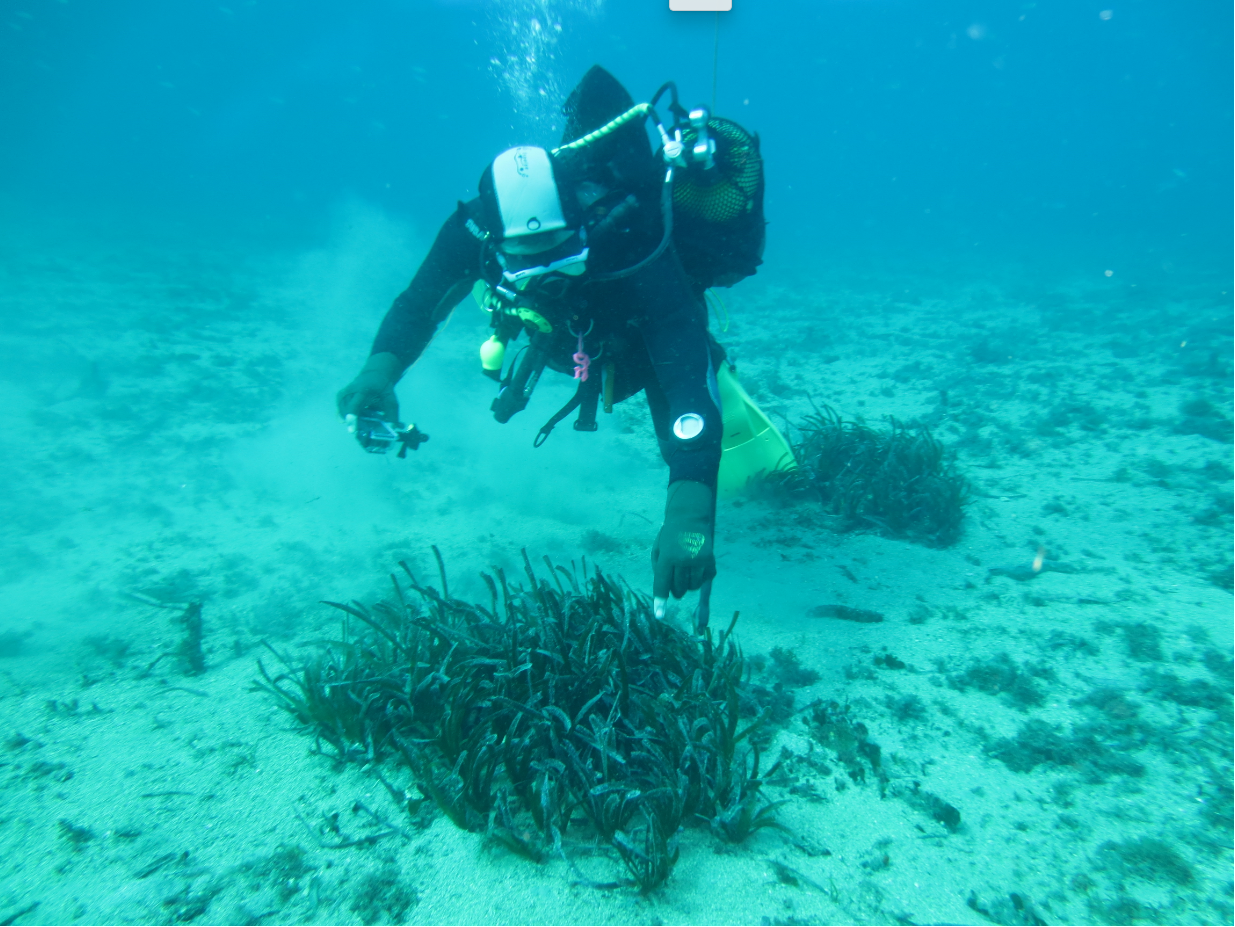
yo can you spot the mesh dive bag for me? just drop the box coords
[671,117,766,290]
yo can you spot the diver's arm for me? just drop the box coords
[337,202,481,420]
[633,260,723,490]
[631,252,722,603]
[371,201,483,372]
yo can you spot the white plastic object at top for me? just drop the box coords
[669,0,731,10]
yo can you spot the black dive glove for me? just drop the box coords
[336,352,402,421]
[651,480,717,614]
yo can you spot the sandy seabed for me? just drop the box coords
[0,214,1231,926]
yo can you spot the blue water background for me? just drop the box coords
[2,0,1229,276]
[0,5,1231,922]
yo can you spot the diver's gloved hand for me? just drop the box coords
[336,352,402,421]
[651,480,716,617]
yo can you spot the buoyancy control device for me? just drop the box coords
[473,80,763,354]
[473,72,768,450]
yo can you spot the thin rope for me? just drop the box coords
[711,12,720,113]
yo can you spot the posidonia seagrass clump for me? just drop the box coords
[257,548,786,893]
[769,404,969,548]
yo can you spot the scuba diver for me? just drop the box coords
[336,66,785,626]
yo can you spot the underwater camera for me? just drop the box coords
[346,413,429,458]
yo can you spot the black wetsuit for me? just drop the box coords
[370,196,723,489]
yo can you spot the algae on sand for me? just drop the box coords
[257,550,789,892]
[769,404,970,548]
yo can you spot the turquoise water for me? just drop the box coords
[1,2,1230,925]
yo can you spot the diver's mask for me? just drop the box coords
[496,227,589,284]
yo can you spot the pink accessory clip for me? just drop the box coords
[568,323,592,385]
[572,331,591,381]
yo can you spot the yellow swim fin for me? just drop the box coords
[716,361,796,497]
